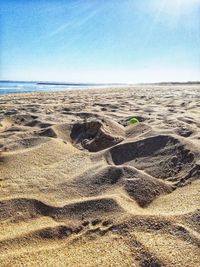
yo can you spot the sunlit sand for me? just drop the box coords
[0,85,200,266]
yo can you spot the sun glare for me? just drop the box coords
[165,0,200,8]
[151,0,200,15]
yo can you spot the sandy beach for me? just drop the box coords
[0,85,200,266]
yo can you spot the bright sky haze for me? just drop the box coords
[1,0,200,83]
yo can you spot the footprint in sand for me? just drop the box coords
[80,219,114,236]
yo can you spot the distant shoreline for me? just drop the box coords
[0,80,127,86]
[0,80,200,86]
[137,81,200,85]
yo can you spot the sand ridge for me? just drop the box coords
[0,85,200,266]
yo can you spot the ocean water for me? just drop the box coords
[0,81,112,95]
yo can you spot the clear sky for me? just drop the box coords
[1,0,200,83]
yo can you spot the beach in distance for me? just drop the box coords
[0,85,200,266]
[0,81,123,95]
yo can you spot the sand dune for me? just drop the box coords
[0,85,200,266]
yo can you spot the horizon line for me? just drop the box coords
[1,79,200,86]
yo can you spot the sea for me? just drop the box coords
[0,81,118,95]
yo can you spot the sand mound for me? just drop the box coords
[52,123,72,141]
[57,197,122,220]
[31,123,72,142]
[183,209,200,233]
[70,165,124,196]
[33,225,73,240]
[25,119,53,128]
[122,166,173,207]
[1,136,50,151]
[69,165,173,206]
[125,122,152,139]
[0,225,73,253]
[70,119,124,152]
[0,197,122,223]
[176,162,200,187]
[0,117,14,132]
[0,198,50,222]
[7,114,38,126]
[38,127,57,138]
[108,135,197,180]
[175,126,193,137]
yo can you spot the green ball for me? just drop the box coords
[129,117,138,125]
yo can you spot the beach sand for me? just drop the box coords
[0,85,200,266]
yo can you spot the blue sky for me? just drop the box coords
[1,0,200,83]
